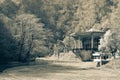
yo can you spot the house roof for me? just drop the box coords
[70,30,105,39]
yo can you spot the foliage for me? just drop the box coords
[13,13,48,61]
[0,0,19,18]
[0,17,18,64]
[0,0,120,63]
[99,2,120,57]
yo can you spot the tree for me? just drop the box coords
[0,14,18,64]
[14,13,45,61]
[99,28,120,58]
[0,0,19,18]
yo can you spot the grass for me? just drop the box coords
[0,58,120,80]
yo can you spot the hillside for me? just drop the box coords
[0,0,120,63]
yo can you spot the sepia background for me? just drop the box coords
[0,0,120,80]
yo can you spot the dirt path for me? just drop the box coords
[0,59,120,80]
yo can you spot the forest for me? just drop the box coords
[0,0,120,64]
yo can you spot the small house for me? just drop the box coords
[71,29,105,61]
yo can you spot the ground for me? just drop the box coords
[0,58,120,80]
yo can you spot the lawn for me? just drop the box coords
[0,58,120,80]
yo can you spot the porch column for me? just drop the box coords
[74,39,77,49]
[91,35,94,51]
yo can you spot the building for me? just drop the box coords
[70,30,105,61]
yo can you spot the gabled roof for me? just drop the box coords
[70,29,105,39]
